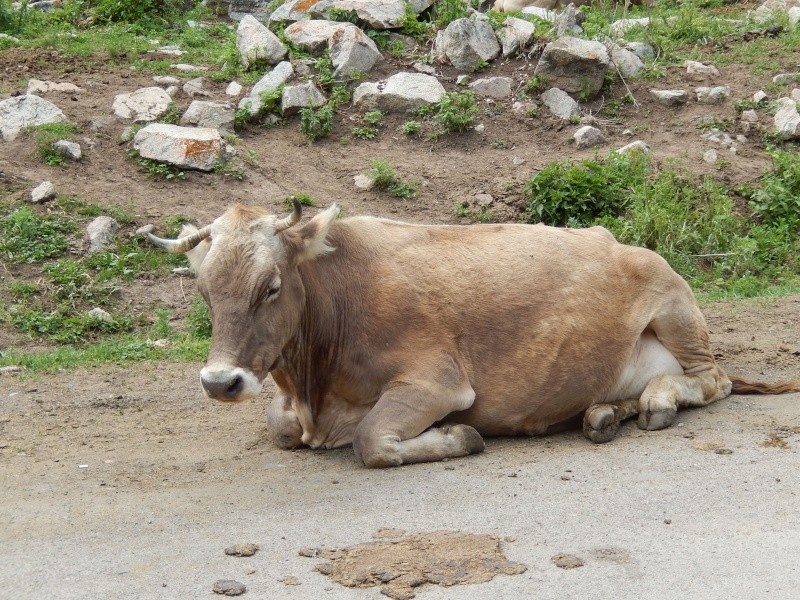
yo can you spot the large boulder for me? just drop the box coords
[324,0,434,30]
[133,124,230,171]
[540,87,580,120]
[236,14,287,68]
[238,61,295,115]
[354,72,446,112]
[329,24,382,79]
[533,37,609,99]
[180,101,236,134]
[774,97,800,139]
[284,20,347,52]
[0,94,66,141]
[281,82,327,115]
[113,87,173,121]
[433,18,500,73]
[498,16,535,57]
[228,0,273,21]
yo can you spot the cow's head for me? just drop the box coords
[148,200,339,402]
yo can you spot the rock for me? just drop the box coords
[238,61,294,115]
[685,60,720,77]
[608,44,645,78]
[153,45,184,57]
[86,217,120,254]
[353,72,445,112]
[792,88,800,103]
[703,149,718,164]
[413,62,436,75]
[226,81,243,96]
[574,125,606,149]
[0,365,23,375]
[540,88,580,120]
[171,63,210,72]
[773,72,800,84]
[433,18,500,73]
[617,140,650,155]
[650,89,688,107]
[183,77,210,99]
[740,109,759,123]
[753,90,768,103]
[165,85,179,98]
[774,97,800,139]
[701,129,735,146]
[696,86,731,104]
[354,173,376,190]
[498,16,535,57]
[237,14,287,68]
[469,77,513,98]
[153,75,181,86]
[281,82,326,115]
[0,33,20,44]
[511,101,537,116]
[0,94,66,142]
[624,41,655,62]
[133,124,229,171]
[113,87,173,122]
[224,544,260,557]
[228,0,273,21]
[325,0,434,30]
[284,20,347,53]
[87,307,114,323]
[329,24,382,79]
[475,193,493,207]
[521,7,556,21]
[181,101,236,134]
[212,579,247,596]
[53,140,82,160]
[609,17,650,38]
[30,180,57,204]
[25,79,84,95]
[456,75,470,86]
[555,4,583,36]
[790,6,800,26]
[533,37,609,99]
[269,0,324,23]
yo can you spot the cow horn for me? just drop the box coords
[274,198,302,232]
[146,225,212,253]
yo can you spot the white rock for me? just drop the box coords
[153,75,181,86]
[86,216,119,254]
[30,180,56,203]
[792,88,800,103]
[540,87,580,120]
[237,14,287,68]
[87,307,114,323]
[226,81,243,96]
[183,77,210,98]
[238,61,295,116]
[609,44,645,78]
[165,85,179,98]
[701,129,734,146]
[329,23,382,79]
[696,86,731,104]
[353,72,446,112]
[456,75,470,86]
[325,0,434,30]
[284,20,347,53]
[413,62,436,75]
[433,18,500,73]
[773,72,800,84]
[573,125,607,149]
[281,82,327,115]
[26,79,83,95]
[54,139,82,160]
[499,16,535,57]
[753,90,768,102]
[171,63,209,72]
[354,173,375,190]
[774,97,800,139]
[133,123,228,171]
[609,17,650,38]
[154,45,184,56]
[650,89,688,106]
[180,101,236,134]
[703,149,718,164]
[624,41,655,62]
[685,60,720,77]
[521,6,556,21]
[534,37,609,99]
[0,95,66,141]
[740,109,759,123]
[616,140,650,155]
[469,77,513,99]
[789,6,800,26]
[113,87,173,122]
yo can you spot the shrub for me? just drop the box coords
[744,150,800,226]
[369,159,418,198]
[0,206,74,263]
[300,102,335,141]
[433,90,479,133]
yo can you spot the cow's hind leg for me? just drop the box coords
[583,399,638,444]
[638,302,732,431]
[353,355,483,468]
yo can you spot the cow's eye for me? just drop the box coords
[265,286,280,301]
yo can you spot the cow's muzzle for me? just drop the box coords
[200,365,262,402]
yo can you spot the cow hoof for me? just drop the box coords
[583,404,620,444]
[443,424,486,455]
[637,407,677,431]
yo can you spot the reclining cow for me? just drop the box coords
[147,201,800,468]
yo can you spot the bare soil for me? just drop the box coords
[1,33,800,600]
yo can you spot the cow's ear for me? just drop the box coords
[180,224,212,273]
[291,204,339,262]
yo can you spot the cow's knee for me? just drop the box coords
[353,429,403,468]
[266,396,303,449]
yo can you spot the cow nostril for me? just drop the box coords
[226,375,243,397]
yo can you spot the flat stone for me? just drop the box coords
[86,216,119,254]
[212,579,246,596]
[469,77,513,98]
[284,20,348,53]
[533,36,609,99]
[540,87,580,120]
[616,140,651,155]
[30,180,56,203]
[224,544,260,557]
[701,128,734,146]
[153,75,181,86]
[0,94,66,142]
[180,101,236,134]
[773,72,800,84]
[133,124,228,171]
[228,0,273,21]
[53,139,82,160]
[281,82,326,115]
[26,79,83,95]
[650,89,688,107]
[325,0,434,30]
[170,63,209,72]
[113,87,173,122]
[685,60,720,77]
[703,149,718,164]
[353,72,445,112]
[237,14,287,68]
[609,44,645,78]
[695,86,731,104]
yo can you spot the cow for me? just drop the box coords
[147,201,800,468]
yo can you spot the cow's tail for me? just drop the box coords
[729,376,800,395]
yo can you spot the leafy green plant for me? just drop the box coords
[363,111,384,126]
[283,193,318,208]
[185,295,212,339]
[300,102,335,141]
[454,203,494,223]
[430,0,470,29]
[368,159,418,199]
[27,122,80,166]
[398,1,433,40]
[402,121,421,135]
[0,206,75,263]
[433,90,479,133]
[352,126,378,139]
[137,156,186,180]
[743,150,800,226]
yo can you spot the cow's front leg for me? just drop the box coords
[582,399,639,444]
[353,379,483,468]
[266,391,303,449]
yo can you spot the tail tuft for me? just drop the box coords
[730,376,800,395]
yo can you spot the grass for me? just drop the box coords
[368,159,419,199]
[26,122,80,166]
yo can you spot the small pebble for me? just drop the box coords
[224,544,259,557]
[213,580,246,596]
[714,448,733,455]
[552,554,584,569]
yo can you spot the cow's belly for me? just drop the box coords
[451,330,683,436]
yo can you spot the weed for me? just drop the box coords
[433,90,479,133]
[369,159,419,199]
[402,121,421,135]
[431,0,470,29]
[150,308,173,339]
[213,160,246,180]
[185,295,212,339]
[352,126,378,140]
[300,102,335,141]
[283,193,318,209]
[157,103,182,125]
[523,75,548,95]
[743,150,800,226]
[454,203,494,223]
[27,122,80,166]
[136,156,186,180]
[0,206,74,263]
[398,2,433,41]
[363,111,384,126]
